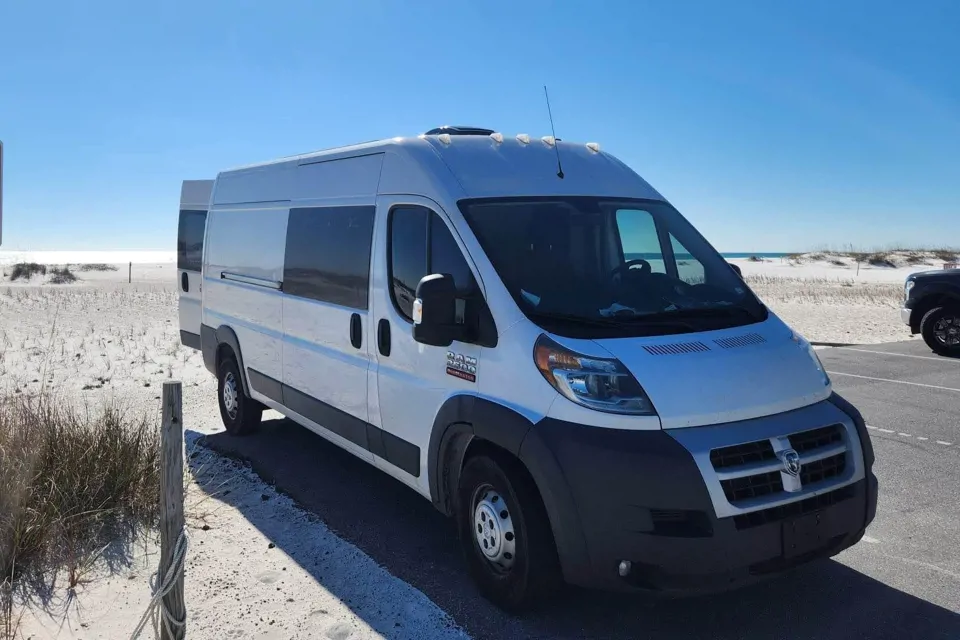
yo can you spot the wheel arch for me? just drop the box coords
[428,395,592,584]
[201,323,251,397]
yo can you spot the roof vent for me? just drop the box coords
[423,125,496,136]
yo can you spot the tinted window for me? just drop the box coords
[284,206,375,309]
[388,206,478,321]
[389,207,428,319]
[460,197,766,338]
[177,209,207,272]
[430,214,478,296]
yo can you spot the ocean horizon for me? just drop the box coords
[0,249,791,265]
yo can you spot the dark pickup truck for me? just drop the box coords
[902,267,960,356]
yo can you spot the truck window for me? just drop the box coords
[388,206,478,321]
[284,206,375,309]
[177,209,207,272]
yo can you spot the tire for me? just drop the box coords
[457,453,561,612]
[217,356,262,435]
[920,306,960,357]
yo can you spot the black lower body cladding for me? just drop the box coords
[520,399,878,593]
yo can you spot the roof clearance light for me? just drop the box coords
[438,133,452,145]
[490,132,504,144]
[586,142,601,153]
[541,135,556,147]
[516,133,531,145]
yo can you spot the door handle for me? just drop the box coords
[181,272,189,293]
[377,319,391,357]
[349,314,362,349]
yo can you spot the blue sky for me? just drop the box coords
[1,0,957,252]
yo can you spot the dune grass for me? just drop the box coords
[8,264,46,282]
[76,264,118,273]
[0,395,160,636]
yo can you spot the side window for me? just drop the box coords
[429,213,478,297]
[615,209,666,273]
[670,234,705,284]
[177,209,207,272]
[388,206,479,322]
[284,206,375,309]
[388,207,428,319]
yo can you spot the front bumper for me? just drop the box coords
[519,394,878,594]
[901,307,913,327]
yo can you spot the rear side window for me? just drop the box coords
[177,209,207,272]
[388,206,478,321]
[284,206,375,309]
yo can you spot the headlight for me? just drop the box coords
[533,335,656,415]
[791,331,830,387]
[904,280,915,299]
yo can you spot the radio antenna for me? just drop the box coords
[543,85,564,179]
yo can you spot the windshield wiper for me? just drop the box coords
[639,306,762,322]
[528,310,696,334]
[526,310,626,329]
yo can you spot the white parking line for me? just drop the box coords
[865,425,953,447]
[827,371,960,393]
[834,347,955,363]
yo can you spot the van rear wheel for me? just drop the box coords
[920,306,960,357]
[457,453,561,612]
[217,356,262,435]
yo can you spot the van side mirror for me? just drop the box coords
[729,262,742,277]
[412,273,462,347]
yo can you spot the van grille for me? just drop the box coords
[789,424,842,452]
[708,425,852,519]
[709,440,777,469]
[720,471,783,502]
[800,453,846,485]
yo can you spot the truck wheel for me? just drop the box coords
[920,306,960,357]
[457,453,561,612]
[217,356,262,435]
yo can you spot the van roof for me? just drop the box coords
[214,133,663,203]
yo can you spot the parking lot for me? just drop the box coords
[202,338,959,640]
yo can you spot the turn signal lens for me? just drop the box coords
[534,336,656,415]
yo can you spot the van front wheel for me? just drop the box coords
[457,454,561,612]
[217,357,262,435]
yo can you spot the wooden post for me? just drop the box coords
[160,382,186,640]
[129,261,132,284]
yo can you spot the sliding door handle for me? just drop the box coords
[377,319,391,357]
[349,313,362,349]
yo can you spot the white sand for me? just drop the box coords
[2,279,466,640]
[1,249,948,636]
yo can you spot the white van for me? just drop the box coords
[178,126,877,611]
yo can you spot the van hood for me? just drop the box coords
[594,315,832,429]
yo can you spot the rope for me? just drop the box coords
[130,528,190,639]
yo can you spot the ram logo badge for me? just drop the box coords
[446,351,477,383]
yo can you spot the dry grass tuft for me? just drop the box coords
[76,264,118,273]
[9,264,46,282]
[0,395,159,635]
[48,267,78,285]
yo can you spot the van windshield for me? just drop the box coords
[458,197,767,338]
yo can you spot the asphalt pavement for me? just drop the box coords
[200,337,959,640]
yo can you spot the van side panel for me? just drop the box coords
[202,206,287,387]
[177,179,214,347]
